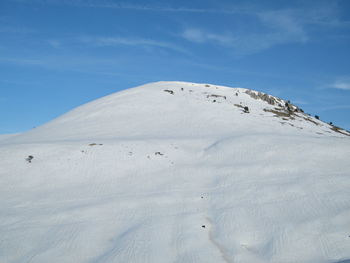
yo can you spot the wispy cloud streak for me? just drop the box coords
[10,0,350,27]
[330,79,350,90]
[78,36,190,54]
[10,0,247,14]
[181,24,307,55]
[178,2,350,54]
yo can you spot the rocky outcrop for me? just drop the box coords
[245,89,279,105]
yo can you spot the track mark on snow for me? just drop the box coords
[206,217,233,263]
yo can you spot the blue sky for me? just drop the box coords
[1,0,350,133]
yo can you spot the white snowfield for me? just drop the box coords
[1,81,350,263]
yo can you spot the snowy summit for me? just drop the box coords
[1,81,350,263]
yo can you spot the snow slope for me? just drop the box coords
[1,81,350,263]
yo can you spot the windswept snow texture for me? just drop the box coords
[1,81,350,263]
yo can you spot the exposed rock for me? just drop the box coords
[163,89,174,95]
[25,155,34,163]
[245,90,278,105]
[207,94,226,100]
[263,108,295,120]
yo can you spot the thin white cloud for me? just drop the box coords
[257,10,308,41]
[180,8,312,54]
[47,39,62,48]
[182,29,232,45]
[13,0,349,28]
[9,0,246,14]
[176,2,350,54]
[295,2,350,28]
[9,0,350,28]
[78,36,189,54]
[181,29,205,43]
[4,0,349,56]
[180,25,307,55]
[330,79,350,90]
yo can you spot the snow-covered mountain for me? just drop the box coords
[1,81,350,263]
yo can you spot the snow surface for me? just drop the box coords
[1,81,350,263]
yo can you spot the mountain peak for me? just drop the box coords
[4,81,349,144]
[1,81,350,263]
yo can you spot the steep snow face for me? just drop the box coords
[1,81,350,263]
[5,81,349,143]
